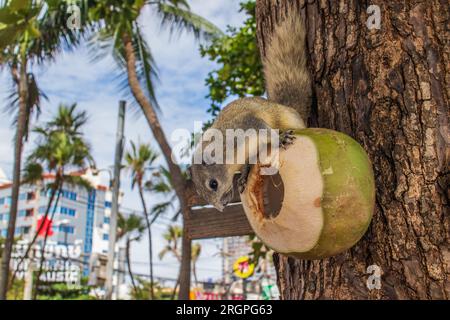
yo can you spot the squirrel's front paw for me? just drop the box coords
[280,130,296,149]
[237,164,252,193]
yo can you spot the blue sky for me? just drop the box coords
[0,1,247,283]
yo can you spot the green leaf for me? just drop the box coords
[0,8,20,24]
[9,0,30,12]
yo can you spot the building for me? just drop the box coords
[222,236,278,300]
[0,168,123,289]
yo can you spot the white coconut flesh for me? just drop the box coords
[241,136,324,254]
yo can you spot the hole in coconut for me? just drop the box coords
[260,171,284,219]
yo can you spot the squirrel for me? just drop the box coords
[190,13,312,212]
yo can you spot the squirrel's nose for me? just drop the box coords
[214,203,225,212]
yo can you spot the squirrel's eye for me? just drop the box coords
[209,179,218,191]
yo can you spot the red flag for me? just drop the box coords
[37,216,54,237]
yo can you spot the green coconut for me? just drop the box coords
[240,128,375,260]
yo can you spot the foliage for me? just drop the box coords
[86,0,223,110]
[36,277,95,300]
[158,225,201,263]
[247,234,273,270]
[145,165,190,222]
[28,103,94,176]
[159,225,182,261]
[200,0,264,120]
[6,276,24,300]
[117,212,146,242]
[125,140,159,190]
[1,0,89,140]
[130,278,172,300]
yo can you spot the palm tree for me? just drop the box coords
[87,0,223,299]
[25,103,94,299]
[20,162,44,300]
[191,243,201,288]
[0,1,88,299]
[159,225,182,299]
[117,212,146,297]
[124,141,158,299]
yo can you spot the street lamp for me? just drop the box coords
[54,219,71,246]
[92,167,114,188]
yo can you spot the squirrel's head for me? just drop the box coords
[189,162,234,212]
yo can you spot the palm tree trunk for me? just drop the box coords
[8,175,60,287]
[122,33,191,300]
[192,261,198,288]
[23,180,42,300]
[137,185,154,299]
[33,181,63,299]
[126,238,139,297]
[171,276,180,300]
[0,60,28,300]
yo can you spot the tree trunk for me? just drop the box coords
[138,185,154,299]
[192,261,198,288]
[33,183,63,299]
[122,34,192,300]
[23,180,42,300]
[0,60,28,300]
[126,238,139,297]
[256,0,449,299]
[9,174,60,287]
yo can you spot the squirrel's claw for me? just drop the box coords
[237,164,252,193]
[280,130,296,149]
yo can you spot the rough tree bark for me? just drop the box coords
[0,60,28,300]
[256,0,449,299]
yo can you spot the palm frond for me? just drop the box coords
[87,25,160,112]
[5,70,47,142]
[62,175,93,192]
[21,162,43,185]
[156,3,224,41]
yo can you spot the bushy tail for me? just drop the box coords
[263,14,312,123]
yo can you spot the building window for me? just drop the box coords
[18,209,33,218]
[0,214,9,222]
[22,226,31,235]
[102,234,109,241]
[60,207,76,217]
[104,201,112,208]
[0,229,6,237]
[103,217,110,224]
[26,192,36,201]
[19,193,27,201]
[0,198,4,205]
[59,225,75,234]
[61,189,77,201]
[84,190,96,255]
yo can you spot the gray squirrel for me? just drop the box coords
[190,14,312,211]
